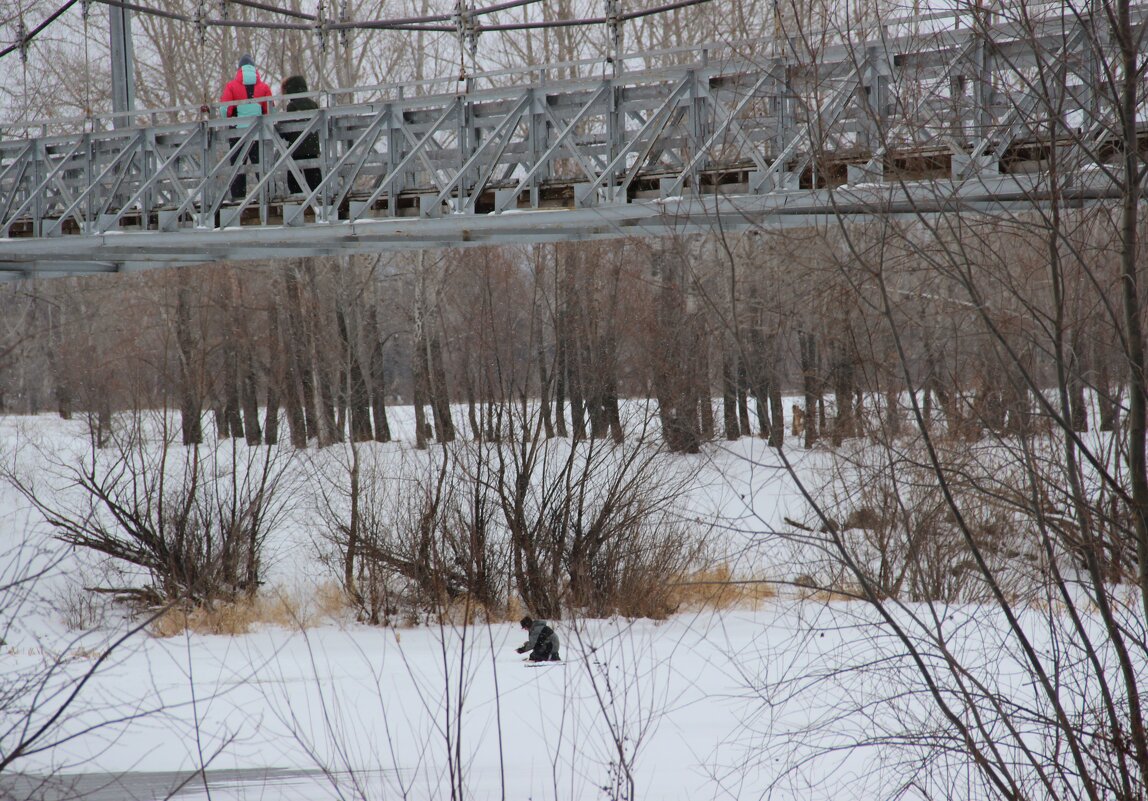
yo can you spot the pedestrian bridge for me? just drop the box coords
[0,3,1142,278]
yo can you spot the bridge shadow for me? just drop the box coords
[0,767,394,801]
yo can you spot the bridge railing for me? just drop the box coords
[0,0,1097,139]
[1,2,1145,247]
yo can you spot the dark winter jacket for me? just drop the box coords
[519,620,560,658]
[279,75,320,160]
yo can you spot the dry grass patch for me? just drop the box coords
[432,595,517,627]
[149,590,315,638]
[504,595,525,623]
[791,574,867,601]
[802,587,864,602]
[312,581,355,621]
[668,565,778,611]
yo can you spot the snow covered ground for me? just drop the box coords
[0,410,1127,801]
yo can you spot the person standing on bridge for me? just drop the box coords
[278,75,322,196]
[220,54,272,200]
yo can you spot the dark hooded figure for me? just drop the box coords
[515,616,560,662]
[279,75,322,195]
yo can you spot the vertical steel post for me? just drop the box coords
[110,6,135,128]
[605,0,622,78]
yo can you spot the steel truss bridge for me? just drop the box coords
[0,3,1145,279]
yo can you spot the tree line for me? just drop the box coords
[0,221,1133,456]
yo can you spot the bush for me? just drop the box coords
[315,406,711,624]
[6,412,295,609]
[315,443,508,625]
[804,436,1048,603]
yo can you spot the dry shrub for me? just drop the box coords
[504,595,525,623]
[571,515,711,619]
[148,590,313,637]
[316,446,508,627]
[434,594,514,626]
[312,580,354,620]
[57,581,111,632]
[801,585,863,602]
[812,438,1046,603]
[11,421,294,609]
[666,565,778,611]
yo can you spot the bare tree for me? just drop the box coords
[732,0,1148,797]
[5,412,294,607]
[0,533,171,789]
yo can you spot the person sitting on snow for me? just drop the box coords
[516,615,560,662]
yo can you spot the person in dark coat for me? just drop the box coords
[279,75,322,195]
[219,54,272,199]
[515,616,561,662]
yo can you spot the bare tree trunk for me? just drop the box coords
[345,444,362,607]
[799,328,819,447]
[176,270,203,445]
[736,354,751,436]
[583,335,607,439]
[96,396,113,449]
[263,315,281,446]
[338,305,372,443]
[538,343,555,439]
[413,272,432,449]
[1002,360,1031,437]
[1115,0,1148,629]
[831,340,856,446]
[560,255,587,441]
[1068,335,1089,433]
[428,334,455,443]
[241,350,262,446]
[722,347,740,440]
[748,327,771,440]
[284,265,318,443]
[695,322,713,441]
[465,366,481,440]
[412,252,454,447]
[604,331,624,443]
[47,293,72,420]
[366,307,391,443]
[1097,359,1120,433]
[273,300,306,448]
[551,246,569,438]
[302,263,340,446]
[653,247,702,453]
[232,281,262,447]
[883,382,901,440]
[413,352,431,449]
[222,339,245,441]
[553,327,568,437]
[766,335,784,448]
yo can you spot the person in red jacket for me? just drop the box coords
[220,54,272,199]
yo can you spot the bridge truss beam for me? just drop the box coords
[0,4,1144,278]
